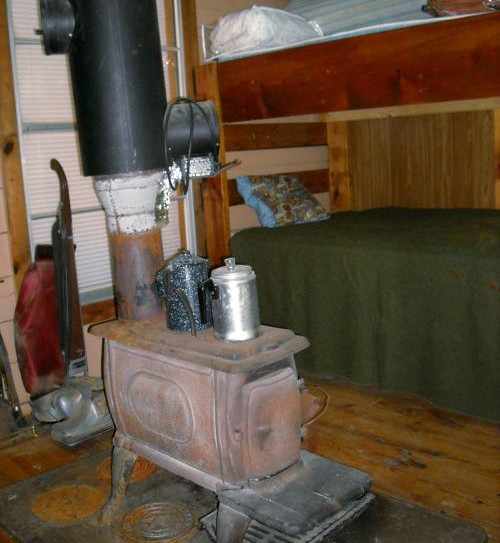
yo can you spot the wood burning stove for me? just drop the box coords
[40,2,374,539]
[90,319,374,542]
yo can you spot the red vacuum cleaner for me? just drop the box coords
[14,160,113,446]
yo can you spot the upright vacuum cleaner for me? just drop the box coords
[14,160,113,446]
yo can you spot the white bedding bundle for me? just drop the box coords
[208,6,323,59]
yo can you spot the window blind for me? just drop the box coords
[8,0,183,303]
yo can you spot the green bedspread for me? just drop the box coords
[231,208,500,421]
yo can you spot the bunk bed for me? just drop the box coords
[195,12,500,421]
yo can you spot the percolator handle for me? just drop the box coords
[198,279,218,325]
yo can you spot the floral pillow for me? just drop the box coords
[236,175,329,227]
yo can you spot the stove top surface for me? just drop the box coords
[90,318,309,372]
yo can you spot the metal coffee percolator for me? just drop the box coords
[155,250,212,334]
[199,257,260,342]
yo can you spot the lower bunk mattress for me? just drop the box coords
[231,208,500,421]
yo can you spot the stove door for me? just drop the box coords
[241,366,302,479]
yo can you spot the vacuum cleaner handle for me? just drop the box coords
[51,159,87,378]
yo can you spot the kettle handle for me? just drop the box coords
[198,279,218,325]
[173,288,197,337]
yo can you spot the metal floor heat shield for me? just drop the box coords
[202,451,375,542]
[0,444,487,543]
[202,494,374,543]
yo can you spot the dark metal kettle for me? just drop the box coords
[155,250,212,334]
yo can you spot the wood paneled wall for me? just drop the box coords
[341,111,496,211]
[228,110,497,235]
[0,2,31,291]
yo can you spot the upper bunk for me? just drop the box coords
[197,12,500,123]
[194,12,500,264]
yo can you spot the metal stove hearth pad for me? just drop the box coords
[0,444,487,543]
[202,451,375,543]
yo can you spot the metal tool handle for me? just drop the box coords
[0,329,27,428]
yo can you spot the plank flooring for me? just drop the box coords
[0,429,111,490]
[303,380,500,543]
[0,382,498,542]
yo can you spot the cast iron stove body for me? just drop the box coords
[91,319,374,542]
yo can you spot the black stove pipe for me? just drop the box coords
[40,0,167,177]
[40,0,167,321]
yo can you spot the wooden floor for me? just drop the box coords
[0,381,498,542]
[303,380,500,543]
[0,429,111,490]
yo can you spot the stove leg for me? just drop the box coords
[216,503,250,543]
[99,445,137,525]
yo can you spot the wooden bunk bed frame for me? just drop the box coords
[195,12,500,265]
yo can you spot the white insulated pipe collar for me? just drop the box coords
[94,170,164,235]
